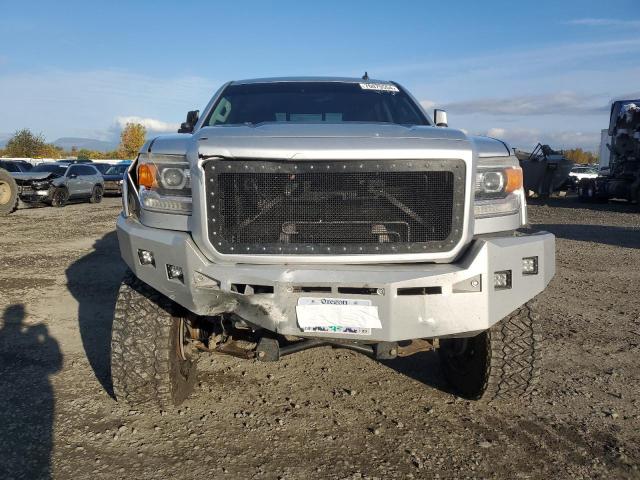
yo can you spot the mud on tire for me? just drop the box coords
[438,300,540,402]
[0,168,19,216]
[111,271,198,408]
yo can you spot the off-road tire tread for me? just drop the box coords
[479,300,541,402]
[0,169,18,215]
[111,271,197,408]
[439,300,541,402]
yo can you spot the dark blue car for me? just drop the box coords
[101,163,129,195]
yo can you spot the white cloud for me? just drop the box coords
[567,18,640,28]
[420,99,436,110]
[115,116,179,133]
[440,91,607,116]
[487,128,506,138]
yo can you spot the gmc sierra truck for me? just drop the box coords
[111,77,555,408]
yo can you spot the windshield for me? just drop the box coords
[31,164,67,175]
[0,162,20,172]
[105,165,128,175]
[204,82,429,127]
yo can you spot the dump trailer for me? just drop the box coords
[579,100,640,207]
[516,144,573,198]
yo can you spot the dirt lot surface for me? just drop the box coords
[1,197,639,479]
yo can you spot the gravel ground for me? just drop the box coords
[0,197,639,479]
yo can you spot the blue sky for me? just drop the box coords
[1,0,639,151]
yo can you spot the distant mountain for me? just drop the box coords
[52,137,118,152]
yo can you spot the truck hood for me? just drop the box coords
[146,124,511,159]
[468,135,511,157]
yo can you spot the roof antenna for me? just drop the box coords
[362,71,369,80]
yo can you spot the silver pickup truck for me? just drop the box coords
[111,77,555,408]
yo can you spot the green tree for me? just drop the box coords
[76,148,92,160]
[118,123,146,159]
[4,129,47,157]
[38,144,65,159]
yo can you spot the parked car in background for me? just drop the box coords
[569,165,599,181]
[102,163,129,195]
[13,162,104,207]
[93,163,115,175]
[564,165,599,190]
[56,159,95,165]
[0,160,33,173]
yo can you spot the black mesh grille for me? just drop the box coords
[204,159,465,255]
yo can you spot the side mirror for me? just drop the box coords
[434,109,448,127]
[68,173,78,179]
[178,110,200,133]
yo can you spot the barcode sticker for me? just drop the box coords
[359,83,399,92]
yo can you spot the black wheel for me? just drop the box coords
[578,180,596,202]
[90,185,103,204]
[50,187,69,207]
[0,168,18,215]
[111,271,198,408]
[438,301,540,401]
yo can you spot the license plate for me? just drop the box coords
[296,297,381,335]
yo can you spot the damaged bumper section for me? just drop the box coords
[17,184,53,202]
[117,214,554,342]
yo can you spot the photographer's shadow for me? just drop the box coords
[0,304,62,480]
[380,349,455,396]
[65,231,125,399]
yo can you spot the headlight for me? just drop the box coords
[136,153,192,215]
[475,166,522,199]
[474,162,523,218]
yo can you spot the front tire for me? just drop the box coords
[578,179,596,202]
[50,187,68,207]
[111,272,198,408]
[90,185,103,204]
[438,301,540,401]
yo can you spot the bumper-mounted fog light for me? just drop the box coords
[494,270,512,290]
[167,264,184,283]
[138,249,155,266]
[522,256,538,275]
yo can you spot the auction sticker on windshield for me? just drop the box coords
[359,83,399,92]
[296,297,381,335]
